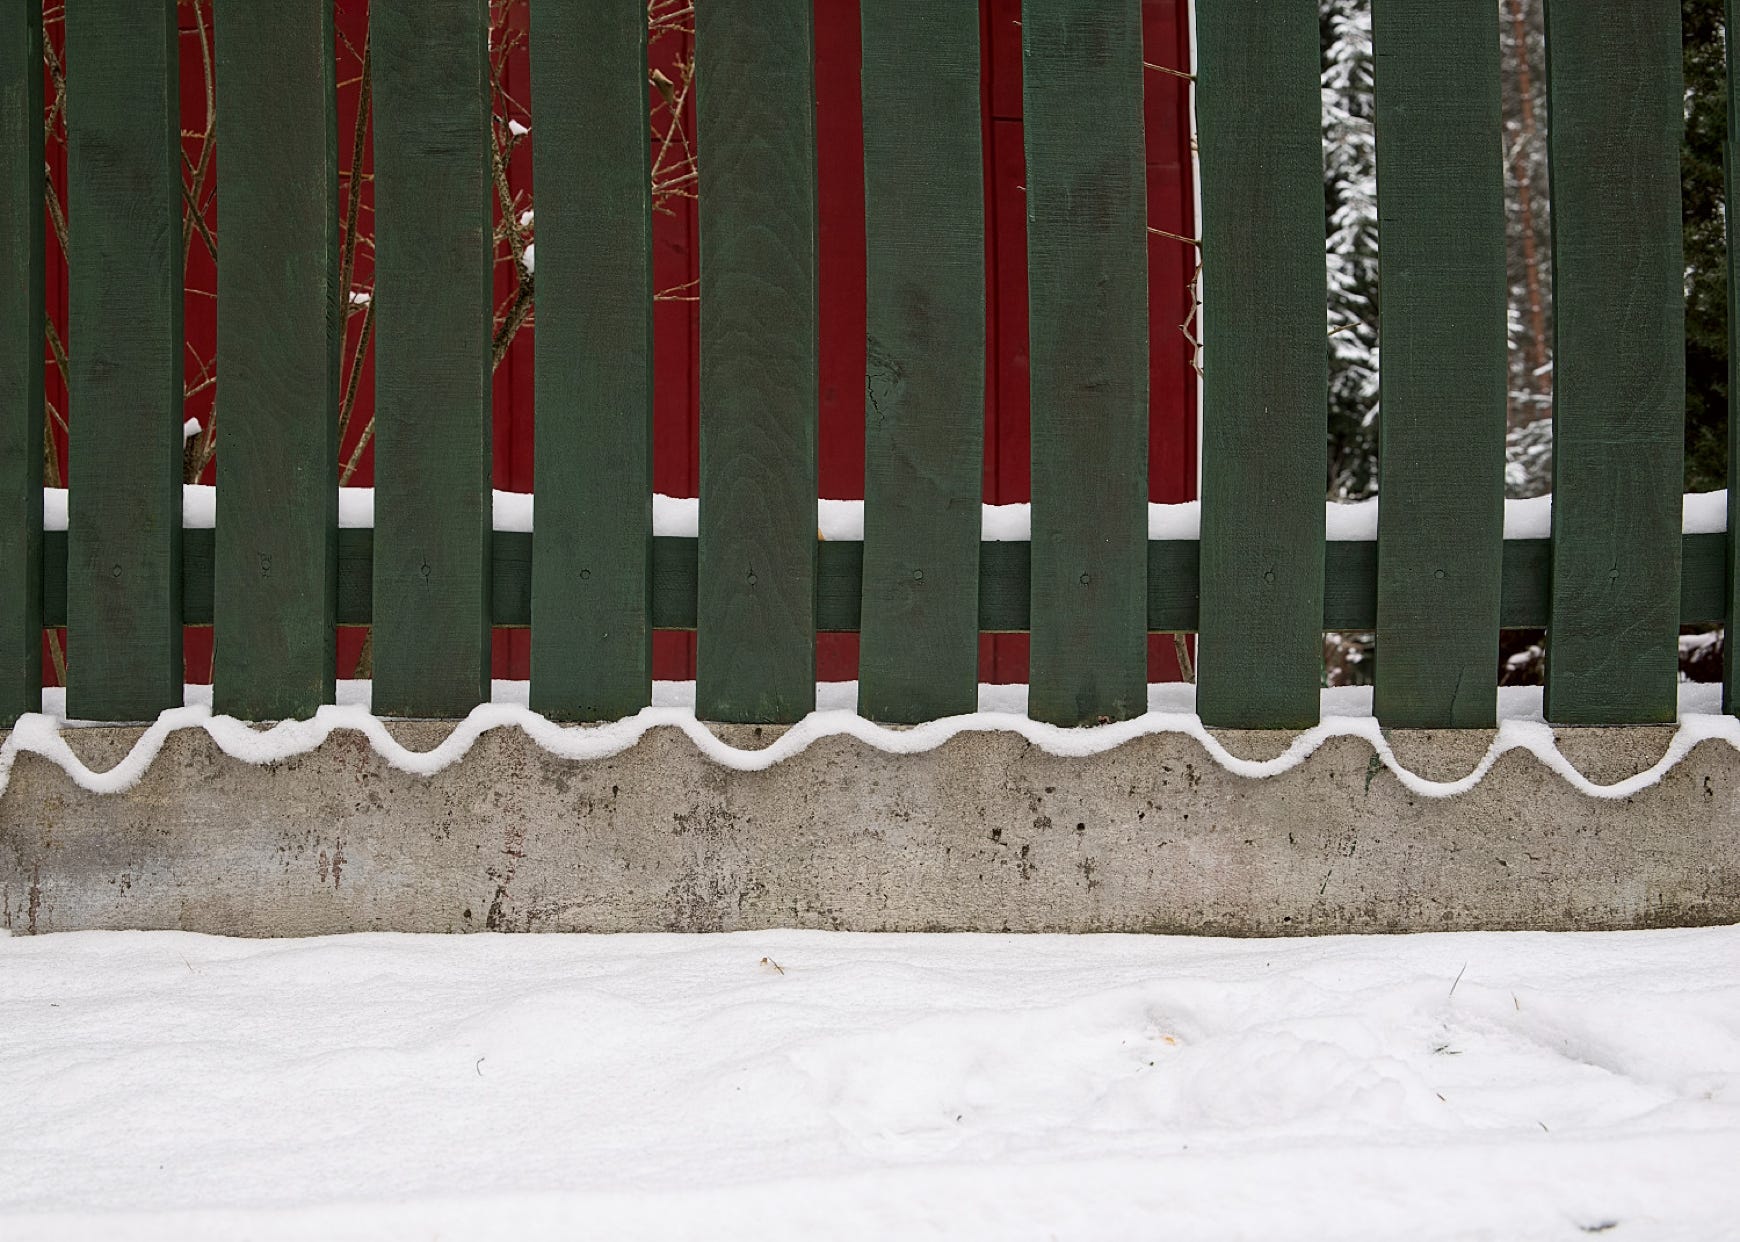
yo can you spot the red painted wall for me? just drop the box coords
[44,0,1197,691]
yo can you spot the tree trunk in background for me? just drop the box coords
[1504,0,1549,414]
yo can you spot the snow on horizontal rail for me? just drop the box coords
[1,681,1733,806]
[38,487,1734,540]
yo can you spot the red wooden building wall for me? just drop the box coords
[45,0,1197,690]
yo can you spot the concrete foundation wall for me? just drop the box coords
[3,722,1737,936]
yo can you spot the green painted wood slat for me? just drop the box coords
[694,0,818,724]
[1727,0,1740,712]
[1021,0,1149,726]
[528,0,653,722]
[369,0,493,718]
[1195,2,1327,730]
[212,0,340,720]
[1543,1,1685,724]
[40,530,1733,636]
[0,0,42,725]
[1371,0,1507,728]
[63,0,183,721]
[857,0,985,724]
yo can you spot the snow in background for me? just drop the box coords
[1,927,1736,1240]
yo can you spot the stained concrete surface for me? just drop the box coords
[2,722,1735,936]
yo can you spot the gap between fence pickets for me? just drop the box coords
[1,681,1734,807]
[36,486,1736,540]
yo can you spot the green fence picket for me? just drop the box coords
[1371,0,1507,728]
[857,0,984,724]
[64,0,183,722]
[370,0,493,718]
[1195,2,1327,730]
[694,0,818,724]
[527,0,653,722]
[0,0,42,726]
[1727,0,1740,714]
[1021,0,1149,727]
[1543,2,1685,724]
[212,1,339,721]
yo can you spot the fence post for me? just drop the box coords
[369,0,494,718]
[0,0,42,726]
[64,0,184,722]
[212,1,340,721]
[1371,0,1507,728]
[1543,1,1685,725]
[1195,2,1327,730]
[528,0,654,722]
[694,0,818,724]
[858,0,985,724]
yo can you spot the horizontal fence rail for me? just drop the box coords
[33,512,1733,637]
[1,0,1734,733]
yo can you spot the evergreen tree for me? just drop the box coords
[1682,0,1728,492]
[1321,0,1380,501]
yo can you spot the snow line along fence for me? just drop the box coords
[1,1,1735,732]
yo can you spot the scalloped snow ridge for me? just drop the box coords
[2,682,1732,805]
[38,487,1734,541]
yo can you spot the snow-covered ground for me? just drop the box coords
[3,928,1737,1240]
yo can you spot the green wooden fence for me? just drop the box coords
[0,0,1732,732]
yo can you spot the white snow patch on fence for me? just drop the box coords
[1685,488,1729,534]
[1504,495,1552,539]
[2,926,1736,1240]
